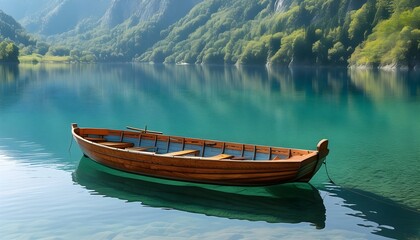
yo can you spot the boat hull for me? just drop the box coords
[72,124,329,186]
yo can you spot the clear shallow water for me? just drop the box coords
[0,64,419,239]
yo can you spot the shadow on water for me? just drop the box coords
[321,184,420,239]
[72,157,326,229]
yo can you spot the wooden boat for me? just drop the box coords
[71,123,329,186]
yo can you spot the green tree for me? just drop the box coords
[0,41,20,63]
[350,6,420,68]
[46,45,70,56]
[238,40,268,64]
[79,51,97,63]
[328,42,346,64]
[348,0,376,45]
[270,29,307,66]
[36,42,50,55]
[312,40,327,64]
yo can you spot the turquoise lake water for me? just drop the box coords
[0,64,419,239]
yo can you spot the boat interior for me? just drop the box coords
[79,129,313,161]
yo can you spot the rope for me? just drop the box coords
[323,159,336,185]
[68,134,74,154]
[322,159,419,214]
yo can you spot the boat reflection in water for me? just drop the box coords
[323,184,420,239]
[73,157,326,229]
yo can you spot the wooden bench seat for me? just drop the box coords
[163,149,199,156]
[207,154,233,160]
[98,142,134,149]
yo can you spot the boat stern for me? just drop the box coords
[317,139,329,160]
[296,139,329,183]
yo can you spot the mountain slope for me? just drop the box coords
[52,0,202,61]
[350,5,420,69]
[140,0,362,65]
[137,0,418,68]
[0,10,33,45]
[22,0,111,35]
[1,0,418,68]
[101,0,176,28]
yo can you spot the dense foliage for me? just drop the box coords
[44,0,200,63]
[1,0,419,68]
[0,41,19,63]
[137,0,419,68]
[350,5,420,68]
[0,10,42,62]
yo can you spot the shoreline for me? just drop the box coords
[12,57,420,72]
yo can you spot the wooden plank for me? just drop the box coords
[185,139,205,145]
[207,154,233,160]
[224,142,243,151]
[126,146,156,151]
[163,149,199,156]
[271,148,292,156]
[98,142,134,149]
[255,146,271,154]
[79,128,110,136]
[231,156,249,160]
[85,137,105,142]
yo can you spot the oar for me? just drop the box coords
[126,126,163,134]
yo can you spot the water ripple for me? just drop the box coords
[0,138,67,169]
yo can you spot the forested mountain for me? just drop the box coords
[0,10,33,45]
[0,10,33,62]
[100,0,201,28]
[0,0,419,69]
[138,0,419,68]
[49,0,203,61]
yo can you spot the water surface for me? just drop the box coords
[0,64,419,239]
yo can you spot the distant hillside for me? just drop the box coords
[138,0,419,68]
[50,0,203,62]
[21,0,111,35]
[1,0,419,68]
[101,0,176,28]
[0,10,33,45]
